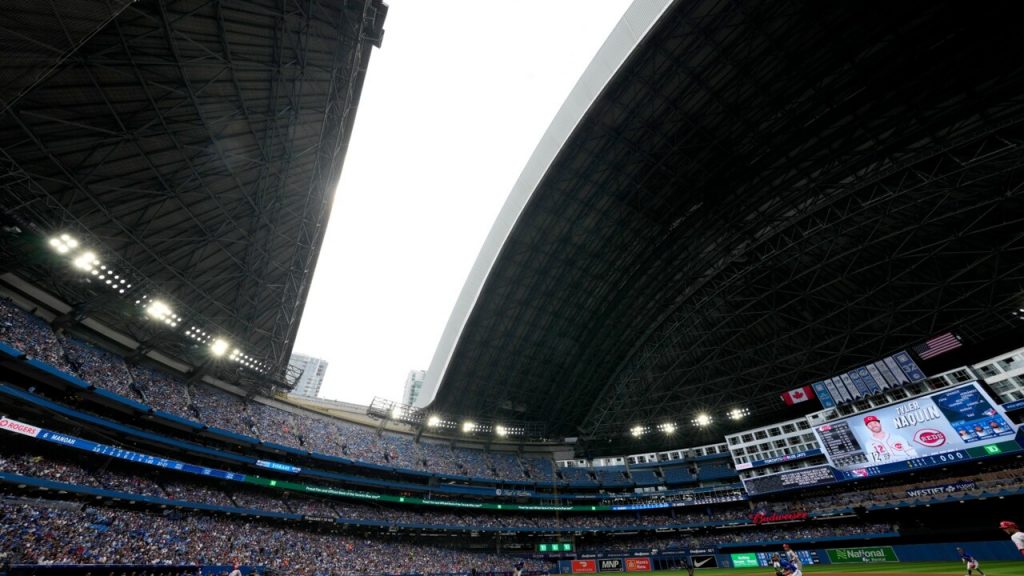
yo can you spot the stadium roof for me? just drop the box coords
[426,1,1024,449]
[0,0,386,385]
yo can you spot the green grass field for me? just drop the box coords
[654,562,1021,576]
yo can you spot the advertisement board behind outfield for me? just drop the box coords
[729,554,759,568]
[827,546,899,563]
[689,555,717,569]
[624,558,650,572]
[598,559,623,572]
[571,560,596,573]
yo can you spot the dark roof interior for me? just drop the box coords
[0,0,386,385]
[431,0,1024,450]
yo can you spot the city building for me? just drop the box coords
[287,353,328,399]
[403,369,426,407]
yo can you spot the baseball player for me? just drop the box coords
[863,415,918,463]
[956,547,985,576]
[771,553,802,576]
[513,560,525,576]
[1001,520,1024,556]
[680,556,694,576]
[782,544,801,569]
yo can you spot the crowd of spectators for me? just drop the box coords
[0,298,72,372]
[5,432,1024,536]
[1,299,691,488]
[793,460,1024,512]
[0,448,926,537]
[0,497,553,575]
[0,491,901,575]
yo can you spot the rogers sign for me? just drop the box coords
[751,511,808,525]
[914,429,946,448]
[0,417,41,438]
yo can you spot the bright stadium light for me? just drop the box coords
[630,425,645,438]
[427,415,441,427]
[462,421,476,433]
[693,413,712,427]
[49,235,77,254]
[661,423,676,434]
[210,338,230,357]
[495,425,508,437]
[728,407,749,420]
[73,252,98,270]
[145,300,172,321]
[390,407,403,420]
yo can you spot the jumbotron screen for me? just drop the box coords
[813,382,1018,477]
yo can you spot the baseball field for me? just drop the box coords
[657,562,1021,576]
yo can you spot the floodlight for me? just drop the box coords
[728,408,749,420]
[631,425,645,438]
[426,415,440,427]
[694,413,712,427]
[462,421,476,433]
[495,425,508,437]
[391,407,403,420]
[145,300,172,321]
[73,252,97,270]
[60,234,78,248]
[210,338,230,357]
[662,423,676,434]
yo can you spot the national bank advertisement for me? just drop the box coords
[812,383,1016,473]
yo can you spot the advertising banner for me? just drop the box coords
[750,511,808,525]
[905,480,977,498]
[624,558,650,572]
[689,555,717,569]
[812,383,1017,474]
[740,465,838,496]
[0,416,41,437]
[572,561,596,574]
[729,554,759,568]
[827,547,899,563]
[598,559,623,572]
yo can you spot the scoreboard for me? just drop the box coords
[812,383,1018,476]
[743,383,1024,495]
[538,543,573,553]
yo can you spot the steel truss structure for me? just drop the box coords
[430,1,1024,451]
[0,0,386,386]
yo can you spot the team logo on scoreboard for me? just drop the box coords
[913,429,946,448]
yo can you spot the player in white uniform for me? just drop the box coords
[782,544,801,570]
[1001,521,1024,557]
[863,415,918,463]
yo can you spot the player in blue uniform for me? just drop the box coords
[770,553,802,576]
[957,547,986,576]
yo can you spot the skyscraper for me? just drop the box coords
[287,353,328,399]
[403,369,427,407]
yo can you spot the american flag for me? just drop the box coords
[913,332,961,359]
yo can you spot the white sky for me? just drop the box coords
[292,0,633,406]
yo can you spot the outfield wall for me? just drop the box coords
[555,540,1021,573]
[718,540,1021,568]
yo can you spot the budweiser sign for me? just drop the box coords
[0,417,41,438]
[751,511,809,525]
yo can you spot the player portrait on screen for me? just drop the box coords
[862,415,918,463]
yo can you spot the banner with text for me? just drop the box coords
[624,558,650,572]
[827,546,899,563]
[905,480,977,498]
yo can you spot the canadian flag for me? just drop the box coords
[780,385,816,406]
